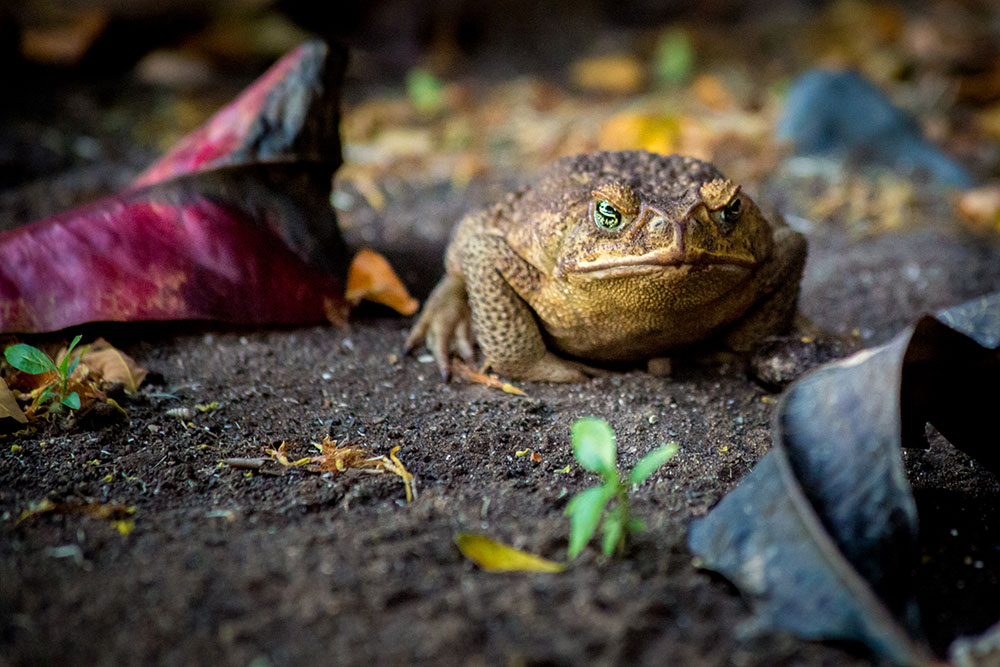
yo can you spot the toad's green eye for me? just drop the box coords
[593,200,623,230]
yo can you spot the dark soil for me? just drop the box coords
[2,169,1000,665]
[3,15,1000,659]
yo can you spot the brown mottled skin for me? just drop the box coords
[406,151,807,382]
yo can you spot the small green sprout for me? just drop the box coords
[565,417,678,559]
[4,335,88,415]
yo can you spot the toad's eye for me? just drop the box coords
[720,197,741,225]
[593,200,623,231]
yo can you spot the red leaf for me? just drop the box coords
[0,165,348,330]
[0,40,349,333]
[133,41,343,187]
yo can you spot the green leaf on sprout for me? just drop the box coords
[57,335,83,376]
[4,344,58,375]
[571,417,617,479]
[66,355,82,379]
[61,392,81,410]
[601,511,624,556]
[630,442,679,485]
[565,485,612,559]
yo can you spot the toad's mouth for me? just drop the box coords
[563,249,757,278]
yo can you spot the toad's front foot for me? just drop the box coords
[404,275,475,381]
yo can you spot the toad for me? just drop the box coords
[406,151,806,382]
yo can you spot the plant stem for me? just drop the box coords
[614,482,630,554]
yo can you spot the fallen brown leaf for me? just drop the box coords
[20,10,108,65]
[570,54,646,94]
[956,186,1000,235]
[690,74,734,111]
[346,248,419,316]
[81,339,148,392]
[0,377,27,423]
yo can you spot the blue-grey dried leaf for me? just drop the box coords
[689,292,1000,665]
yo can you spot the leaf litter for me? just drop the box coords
[254,436,416,502]
[2,337,147,422]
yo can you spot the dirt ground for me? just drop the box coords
[4,6,1000,661]
[2,162,1000,665]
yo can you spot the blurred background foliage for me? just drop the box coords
[3,0,1000,237]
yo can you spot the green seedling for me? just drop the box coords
[565,417,678,559]
[4,335,88,415]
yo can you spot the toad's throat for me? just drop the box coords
[565,249,757,275]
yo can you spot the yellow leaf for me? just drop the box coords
[112,519,135,536]
[0,378,27,423]
[455,534,565,573]
[346,248,419,316]
[598,113,681,154]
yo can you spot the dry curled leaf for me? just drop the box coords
[455,533,565,573]
[346,248,419,316]
[0,377,27,423]
[689,292,1000,665]
[81,339,148,392]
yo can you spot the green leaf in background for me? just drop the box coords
[406,67,445,114]
[61,392,81,410]
[565,485,612,559]
[654,29,694,85]
[571,417,617,479]
[630,442,679,484]
[4,344,58,375]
